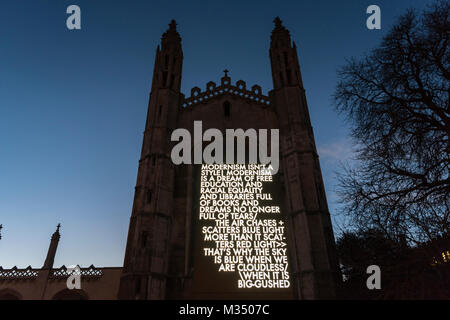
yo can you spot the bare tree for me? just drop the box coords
[334,1,449,244]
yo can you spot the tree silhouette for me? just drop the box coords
[334,1,449,244]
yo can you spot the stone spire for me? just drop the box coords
[151,19,183,91]
[269,16,303,89]
[161,19,182,50]
[270,16,291,48]
[42,224,61,270]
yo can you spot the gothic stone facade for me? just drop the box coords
[119,18,340,300]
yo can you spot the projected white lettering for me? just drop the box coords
[199,164,290,289]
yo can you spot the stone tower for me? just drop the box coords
[269,17,339,299]
[118,20,182,300]
[119,18,339,300]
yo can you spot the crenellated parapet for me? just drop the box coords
[49,265,103,280]
[0,266,39,281]
[182,72,271,108]
[0,265,104,282]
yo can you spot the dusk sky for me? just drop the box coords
[0,0,435,268]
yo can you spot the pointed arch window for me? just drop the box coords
[279,72,284,86]
[146,190,152,204]
[158,105,163,120]
[286,69,292,85]
[164,54,169,69]
[223,101,231,118]
[283,51,289,65]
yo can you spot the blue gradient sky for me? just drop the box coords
[0,0,434,268]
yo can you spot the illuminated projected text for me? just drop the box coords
[199,164,290,289]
